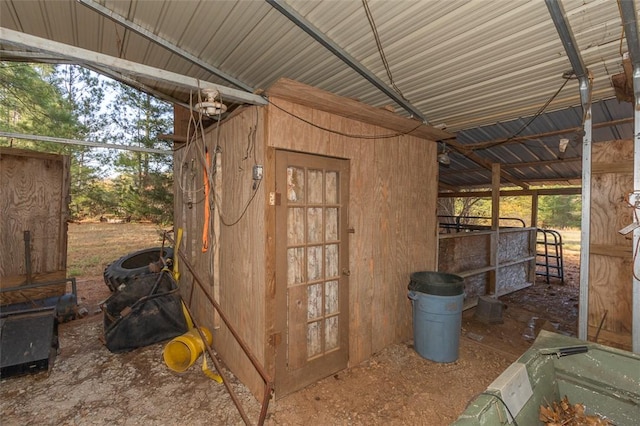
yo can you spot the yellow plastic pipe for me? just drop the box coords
[163,327,212,373]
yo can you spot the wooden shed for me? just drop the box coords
[173,79,450,399]
[0,147,70,305]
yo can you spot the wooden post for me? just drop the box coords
[489,163,501,295]
[530,191,539,283]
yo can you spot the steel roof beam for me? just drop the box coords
[86,64,193,111]
[0,28,267,105]
[0,131,172,154]
[446,140,530,189]
[77,0,254,93]
[266,0,429,124]
[546,0,593,344]
[1,48,194,111]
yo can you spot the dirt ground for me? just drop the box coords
[0,256,580,425]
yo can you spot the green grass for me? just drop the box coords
[558,228,581,254]
[67,222,170,277]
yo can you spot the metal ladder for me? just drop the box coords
[536,228,564,284]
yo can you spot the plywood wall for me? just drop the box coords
[266,97,439,366]
[0,148,69,304]
[173,106,267,399]
[589,139,634,350]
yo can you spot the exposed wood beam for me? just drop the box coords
[466,117,633,151]
[446,140,530,189]
[438,186,581,198]
[266,0,429,123]
[3,48,196,111]
[517,176,581,185]
[440,157,581,177]
[77,0,254,93]
[267,78,453,141]
[437,181,459,192]
[0,28,267,106]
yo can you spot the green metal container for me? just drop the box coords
[453,330,640,426]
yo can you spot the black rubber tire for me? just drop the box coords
[103,247,173,292]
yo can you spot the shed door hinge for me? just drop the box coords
[269,192,281,206]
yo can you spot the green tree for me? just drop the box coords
[0,62,79,146]
[53,65,112,219]
[108,82,174,223]
[538,194,581,229]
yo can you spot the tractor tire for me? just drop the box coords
[103,247,174,292]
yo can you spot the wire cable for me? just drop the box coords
[268,98,423,139]
[480,392,519,426]
[474,76,572,151]
[362,0,410,103]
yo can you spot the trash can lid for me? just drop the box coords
[408,271,464,296]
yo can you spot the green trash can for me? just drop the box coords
[408,271,464,363]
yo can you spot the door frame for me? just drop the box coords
[273,149,350,397]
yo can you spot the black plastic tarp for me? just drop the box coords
[102,271,188,353]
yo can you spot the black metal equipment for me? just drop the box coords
[0,307,58,378]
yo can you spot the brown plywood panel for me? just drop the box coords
[592,139,634,164]
[588,254,633,350]
[217,106,267,399]
[346,135,374,365]
[0,271,66,305]
[174,106,268,400]
[0,148,69,305]
[589,139,633,351]
[590,173,634,248]
[371,134,397,353]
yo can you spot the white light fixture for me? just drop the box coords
[195,89,228,116]
[558,137,570,159]
[437,142,451,166]
[559,138,569,153]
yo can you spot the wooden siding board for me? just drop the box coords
[175,106,267,400]
[264,147,277,381]
[348,135,374,365]
[371,136,396,353]
[218,106,267,399]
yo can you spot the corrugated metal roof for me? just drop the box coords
[441,98,634,188]
[0,0,637,189]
